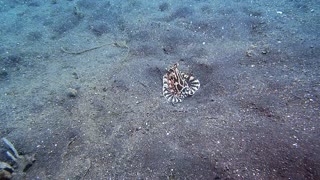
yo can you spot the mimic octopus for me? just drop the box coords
[163,63,200,103]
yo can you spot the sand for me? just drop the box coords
[0,0,319,179]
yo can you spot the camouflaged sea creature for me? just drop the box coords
[163,63,200,103]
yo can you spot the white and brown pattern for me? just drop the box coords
[163,63,200,103]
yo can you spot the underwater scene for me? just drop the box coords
[0,0,319,179]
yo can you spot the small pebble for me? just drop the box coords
[72,72,79,79]
[261,50,267,54]
[67,88,78,97]
[276,11,283,14]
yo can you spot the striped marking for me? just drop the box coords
[181,73,200,95]
[163,75,183,103]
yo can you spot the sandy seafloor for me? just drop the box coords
[0,0,319,179]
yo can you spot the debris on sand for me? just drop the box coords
[0,138,36,179]
[67,88,78,98]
